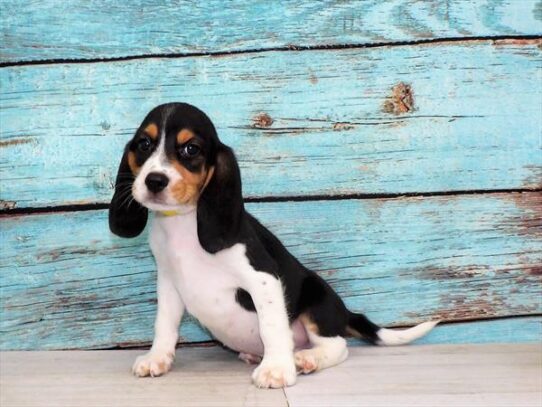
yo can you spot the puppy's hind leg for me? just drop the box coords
[294,315,348,374]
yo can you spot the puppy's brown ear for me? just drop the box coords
[197,145,244,253]
[109,144,148,238]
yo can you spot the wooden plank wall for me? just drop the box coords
[1,0,541,350]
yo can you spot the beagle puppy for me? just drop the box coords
[109,103,438,388]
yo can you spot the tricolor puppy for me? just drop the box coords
[109,103,438,388]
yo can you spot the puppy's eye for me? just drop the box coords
[180,143,201,157]
[137,136,152,152]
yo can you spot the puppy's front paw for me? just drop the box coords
[132,350,175,377]
[252,359,297,388]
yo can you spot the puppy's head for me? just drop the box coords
[109,103,242,241]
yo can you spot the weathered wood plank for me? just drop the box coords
[1,347,289,407]
[1,192,540,350]
[285,343,542,407]
[1,0,540,63]
[1,41,541,209]
[408,317,542,346]
[3,345,541,407]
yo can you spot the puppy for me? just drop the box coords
[109,103,438,388]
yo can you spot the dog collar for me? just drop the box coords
[159,210,180,217]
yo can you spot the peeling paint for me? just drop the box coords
[382,82,415,115]
[36,246,114,262]
[252,112,274,128]
[523,165,542,189]
[417,265,490,280]
[0,200,17,210]
[506,192,542,238]
[332,122,355,131]
[493,39,542,47]
[424,293,538,322]
[0,138,34,148]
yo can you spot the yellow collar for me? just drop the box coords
[159,210,180,217]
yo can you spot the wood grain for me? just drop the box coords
[2,345,541,407]
[1,0,540,63]
[1,41,541,208]
[285,343,542,407]
[1,192,540,350]
[0,346,289,407]
[406,317,542,346]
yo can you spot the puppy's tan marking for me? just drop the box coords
[177,128,195,144]
[170,162,213,204]
[127,151,140,175]
[345,326,362,338]
[294,314,348,375]
[144,123,158,140]
[299,313,319,335]
[294,314,320,374]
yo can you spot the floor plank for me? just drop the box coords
[1,345,540,407]
[286,344,542,407]
[0,347,287,407]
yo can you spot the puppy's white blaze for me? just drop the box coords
[376,320,439,346]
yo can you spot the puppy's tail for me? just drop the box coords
[347,312,439,346]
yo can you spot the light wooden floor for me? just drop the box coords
[1,344,541,407]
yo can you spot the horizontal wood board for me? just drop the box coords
[1,0,540,352]
[1,346,290,407]
[1,41,541,209]
[404,317,542,346]
[1,192,540,349]
[2,345,542,407]
[284,343,542,407]
[1,0,541,63]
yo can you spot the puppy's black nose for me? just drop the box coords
[145,172,169,193]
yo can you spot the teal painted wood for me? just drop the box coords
[1,41,541,209]
[1,0,540,63]
[411,317,542,345]
[1,192,540,349]
[345,317,542,346]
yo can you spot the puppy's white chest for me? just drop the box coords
[172,250,241,326]
[150,212,264,354]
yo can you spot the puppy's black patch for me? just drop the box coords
[235,288,256,312]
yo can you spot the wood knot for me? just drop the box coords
[286,44,300,50]
[252,113,274,128]
[0,200,17,210]
[382,82,415,115]
[332,122,354,131]
[100,121,111,131]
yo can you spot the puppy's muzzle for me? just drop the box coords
[145,172,169,193]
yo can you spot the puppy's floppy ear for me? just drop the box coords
[109,144,148,238]
[197,144,244,253]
